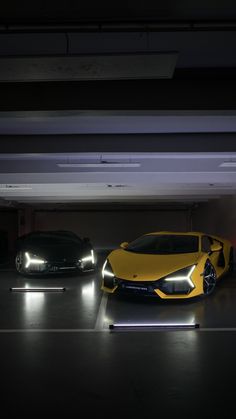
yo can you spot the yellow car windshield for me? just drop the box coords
[126,235,199,255]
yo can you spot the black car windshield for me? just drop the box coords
[126,235,199,255]
[22,233,82,246]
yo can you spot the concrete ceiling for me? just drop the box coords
[1,1,236,23]
[0,2,236,207]
[0,151,236,204]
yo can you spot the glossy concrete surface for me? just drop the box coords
[2,331,236,415]
[1,268,236,329]
[1,258,236,414]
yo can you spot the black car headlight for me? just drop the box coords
[102,259,116,289]
[24,251,46,269]
[157,265,196,295]
[80,250,95,266]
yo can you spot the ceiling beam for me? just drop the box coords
[1,79,236,112]
[1,133,236,153]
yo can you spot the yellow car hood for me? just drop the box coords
[109,249,200,281]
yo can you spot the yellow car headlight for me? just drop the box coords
[102,259,116,289]
[164,265,196,288]
[102,259,114,279]
[156,265,196,295]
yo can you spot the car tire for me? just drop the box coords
[15,251,24,274]
[203,260,217,295]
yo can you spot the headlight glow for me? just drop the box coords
[81,250,95,264]
[25,252,46,268]
[102,259,114,279]
[164,265,196,288]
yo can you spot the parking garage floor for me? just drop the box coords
[1,253,236,415]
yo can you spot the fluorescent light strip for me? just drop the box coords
[219,162,236,167]
[57,163,140,168]
[10,287,66,292]
[109,323,199,330]
[0,187,32,190]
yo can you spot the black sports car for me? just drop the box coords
[15,230,96,275]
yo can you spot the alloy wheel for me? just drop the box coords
[203,261,217,295]
[15,252,23,273]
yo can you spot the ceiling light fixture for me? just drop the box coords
[219,161,236,167]
[57,162,141,168]
[107,184,128,188]
[0,185,32,190]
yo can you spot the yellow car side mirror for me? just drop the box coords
[210,243,222,252]
[120,241,129,249]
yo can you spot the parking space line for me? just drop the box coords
[94,292,109,330]
[0,329,108,333]
[196,327,236,331]
[0,327,236,333]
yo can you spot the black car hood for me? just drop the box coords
[22,243,87,262]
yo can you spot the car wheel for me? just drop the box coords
[203,260,217,295]
[15,252,24,274]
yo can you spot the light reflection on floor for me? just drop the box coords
[0,270,236,329]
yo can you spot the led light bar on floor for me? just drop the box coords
[109,323,200,330]
[10,287,66,292]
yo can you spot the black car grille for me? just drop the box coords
[48,261,78,272]
[27,260,78,274]
[49,266,77,272]
[27,264,47,273]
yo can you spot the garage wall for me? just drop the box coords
[192,196,236,251]
[34,208,190,249]
[0,210,18,258]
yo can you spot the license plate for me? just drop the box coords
[125,285,148,291]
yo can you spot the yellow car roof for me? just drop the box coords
[145,231,203,236]
[144,231,231,245]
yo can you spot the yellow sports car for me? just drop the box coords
[101,231,234,299]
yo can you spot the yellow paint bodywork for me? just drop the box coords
[101,231,233,299]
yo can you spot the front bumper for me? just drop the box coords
[23,260,95,274]
[102,275,202,299]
